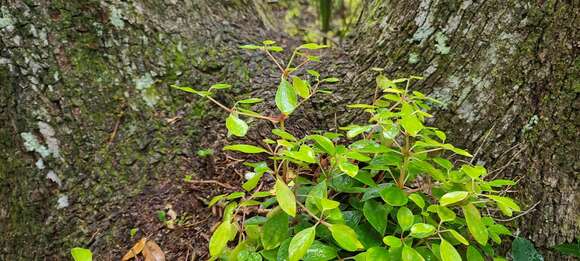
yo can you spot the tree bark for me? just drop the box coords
[0,0,577,260]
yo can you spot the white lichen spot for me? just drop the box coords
[411,0,434,43]
[408,52,420,64]
[35,159,45,170]
[57,195,69,209]
[435,32,451,54]
[109,6,125,29]
[46,170,62,188]
[38,122,60,158]
[21,132,51,158]
[522,115,539,133]
[0,6,14,31]
[244,172,256,180]
[134,73,160,107]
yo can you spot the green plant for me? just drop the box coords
[71,247,93,261]
[173,41,521,261]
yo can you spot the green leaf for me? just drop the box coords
[303,241,338,261]
[171,85,211,97]
[223,144,268,154]
[71,248,92,261]
[238,98,264,104]
[462,203,488,246]
[409,193,426,209]
[321,77,340,83]
[367,247,390,261]
[485,195,521,212]
[346,125,373,139]
[226,191,245,200]
[298,43,329,50]
[363,199,388,234]
[292,77,310,98]
[240,44,262,50]
[276,178,296,217]
[380,186,408,206]
[440,191,469,206]
[328,224,364,251]
[402,245,425,261]
[512,237,544,261]
[383,236,402,248]
[400,103,424,136]
[226,114,249,137]
[289,226,316,261]
[262,209,289,250]
[409,223,436,238]
[208,194,226,207]
[272,129,297,141]
[210,83,232,90]
[437,206,456,222]
[209,220,236,257]
[440,239,462,261]
[307,70,320,78]
[306,180,327,213]
[309,135,335,155]
[339,161,359,177]
[263,40,276,45]
[276,79,298,114]
[397,207,414,231]
[487,179,516,187]
[466,246,484,261]
[447,229,469,245]
[320,198,340,211]
[461,165,487,179]
[553,242,580,258]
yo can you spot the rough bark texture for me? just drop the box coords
[0,0,577,260]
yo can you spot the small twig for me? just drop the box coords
[497,201,541,222]
[470,122,496,164]
[264,49,285,73]
[107,103,127,147]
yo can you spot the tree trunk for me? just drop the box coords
[0,0,576,260]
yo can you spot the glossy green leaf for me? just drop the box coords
[208,194,226,207]
[71,248,92,261]
[224,144,268,154]
[485,195,521,212]
[367,247,390,261]
[402,245,426,261]
[306,180,327,213]
[276,178,296,217]
[462,203,488,246]
[461,165,487,179]
[303,241,338,261]
[238,98,264,104]
[447,229,469,245]
[321,77,340,83]
[346,125,373,139]
[240,44,262,50]
[553,242,580,258]
[397,207,414,231]
[400,103,424,136]
[309,135,335,155]
[262,209,289,250]
[209,220,236,257]
[226,114,249,137]
[272,129,297,141]
[437,206,456,222]
[363,199,388,234]
[307,70,320,78]
[320,198,340,211]
[440,191,469,206]
[440,239,462,261]
[298,43,329,50]
[466,246,484,261]
[289,226,316,261]
[292,77,310,98]
[339,161,359,177]
[383,236,402,248]
[328,224,364,251]
[409,193,426,209]
[210,83,232,90]
[276,79,298,114]
[409,223,436,238]
[380,186,408,206]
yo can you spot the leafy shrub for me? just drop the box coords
[173,41,521,261]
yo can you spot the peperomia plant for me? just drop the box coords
[173,41,521,261]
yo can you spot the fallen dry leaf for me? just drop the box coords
[121,237,146,261]
[143,240,166,261]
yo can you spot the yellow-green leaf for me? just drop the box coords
[209,221,236,257]
[440,191,469,206]
[276,79,298,114]
[328,224,363,251]
[409,223,436,238]
[292,77,310,98]
[462,203,488,246]
[339,161,359,177]
[226,114,248,137]
[440,239,462,261]
[275,178,296,217]
[402,245,425,261]
[447,229,469,245]
[397,207,414,231]
[289,226,316,261]
[223,144,267,154]
[71,248,93,261]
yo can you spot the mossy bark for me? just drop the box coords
[0,0,577,260]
